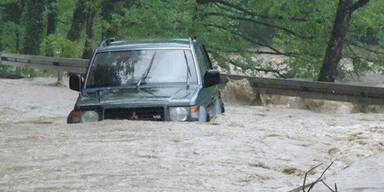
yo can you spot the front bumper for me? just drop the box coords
[67,104,198,123]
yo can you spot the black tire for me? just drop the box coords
[67,111,73,124]
[198,106,208,122]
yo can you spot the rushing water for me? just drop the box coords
[0,78,384,191]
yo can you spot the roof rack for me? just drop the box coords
[189,36,199,45]
[99,37,116,47]
[188,37,194,46]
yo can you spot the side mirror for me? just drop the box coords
[203,69,220,88]
[69,74,82,92]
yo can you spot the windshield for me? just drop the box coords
[86,49,197,88]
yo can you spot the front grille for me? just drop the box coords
[104,107,165,121]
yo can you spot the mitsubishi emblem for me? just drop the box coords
[130,112,139,120]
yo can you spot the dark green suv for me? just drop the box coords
[67,38,224,123]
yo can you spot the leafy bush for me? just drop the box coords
[41,34,83,58]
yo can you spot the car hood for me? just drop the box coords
[77,85,199,106]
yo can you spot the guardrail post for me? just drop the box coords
[29,68,35,77]
[57,71,63,84]
[15,67,22,76]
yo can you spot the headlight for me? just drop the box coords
[169,107,188,121]
[81,111,99,123]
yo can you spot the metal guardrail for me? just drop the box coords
[0,53,88,74]
[1,53,384,105]
[220,74,384,105]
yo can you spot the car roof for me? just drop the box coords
[97,38,192,52]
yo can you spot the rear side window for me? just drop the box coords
[195,45,208,76]
[201,45,213,69]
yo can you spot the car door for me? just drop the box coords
[194,42,219,117]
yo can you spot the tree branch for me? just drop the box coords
[206,0,320,23]
[349,42,384,55]
[287,162,337,192]
[307,162,334,191]
[211,50,288,78]
[207,23,311,58]
[350,0,370,12]
[321,180,337,192]
[210,46,299,57]
[207,24,290,54]
[302,163,322,192]
[204,12,313,39]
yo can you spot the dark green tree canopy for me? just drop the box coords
[0,0,383,80]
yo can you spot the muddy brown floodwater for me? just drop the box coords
[0,78,384,191]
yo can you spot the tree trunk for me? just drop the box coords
[0,24,2,51]
[100,0,135,39]
[82,4,97,59]
[15,2,25,75]
[15,30,22,75]
[46,0,58,36]
[22,0,45,77]
[101,1,116,39]
[67,0,87,41]
[22,0,45,55]
[318,0,353,82]
[46,0,62,83]
[318,0,370,82]
[46,0,57,57]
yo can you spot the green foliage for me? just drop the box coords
[112,0,193,38]
[1,0,384,79]
[0,22,23,53]
[41,34,84,58]
[194,0,384,79]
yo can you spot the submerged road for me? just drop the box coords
[0,78,383,191]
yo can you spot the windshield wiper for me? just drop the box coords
[136,52,156,88]
[184,51,191,87]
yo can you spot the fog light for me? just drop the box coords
[72,110,81,123]
[190,106,199,119]
[81,111,99,123]
[169,107,188,121]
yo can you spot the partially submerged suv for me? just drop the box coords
[67,38,224,123]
